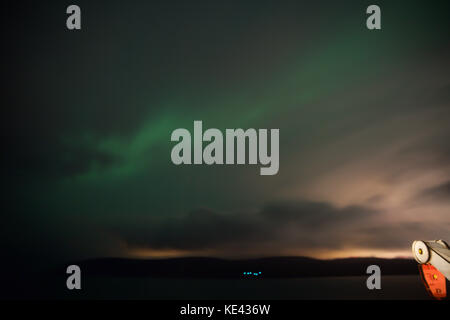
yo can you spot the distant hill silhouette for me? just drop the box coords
[73,256,418,278]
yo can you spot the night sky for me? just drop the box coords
[2,0,450,272]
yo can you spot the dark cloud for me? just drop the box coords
[117,201,380,253]
[261,202,375,228]
[417,181,450,202]
[118,208,262,251]
[2,136,119,180]
[118,200,450,255]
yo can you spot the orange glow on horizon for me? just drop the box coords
[126,247,413,260]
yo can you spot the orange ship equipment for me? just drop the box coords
[412,240,450,300]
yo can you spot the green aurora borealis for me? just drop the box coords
[2,0,450,270]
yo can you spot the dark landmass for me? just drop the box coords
[2,256,423,299]
[71,256,418,278]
